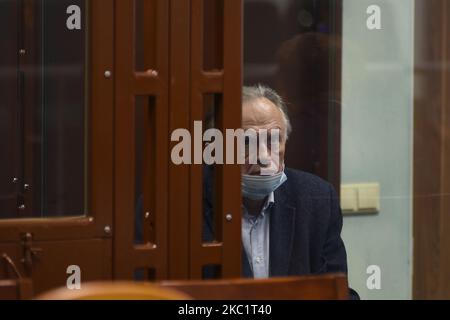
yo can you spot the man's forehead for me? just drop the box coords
[242,98,284,126]
[243,97,276,112]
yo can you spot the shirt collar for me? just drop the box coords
[262,192,275,214]
[242,192,275,219]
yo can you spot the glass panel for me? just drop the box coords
[341,0,414,300]
[244,0,340,187]
[243,0,450,300]
[202,94,223,244]
[0,0,88,218]
[134,96,157,245]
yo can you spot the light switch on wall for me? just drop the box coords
[340,183,380,215]
[341,185,358,213]
[358,183,380,212]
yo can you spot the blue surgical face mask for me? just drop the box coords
[241,171,287,200]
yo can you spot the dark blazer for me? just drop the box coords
[202,166,359,300]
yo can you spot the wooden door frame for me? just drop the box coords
[168,0,190,279]
[113,0,170,279]
[413,0,450,299]
[188,0,242,279]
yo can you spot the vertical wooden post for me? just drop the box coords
[168,0,191,279]
[114,0,169,280]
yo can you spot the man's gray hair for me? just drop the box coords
[242,84,292,140]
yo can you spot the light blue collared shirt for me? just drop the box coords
[241,192,274,278]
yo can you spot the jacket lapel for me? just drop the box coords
[269,183,297,276]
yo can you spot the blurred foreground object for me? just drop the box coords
[35,281,191,300]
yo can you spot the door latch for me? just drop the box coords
[21,233,42,276]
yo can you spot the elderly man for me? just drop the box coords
[202,85,358,299]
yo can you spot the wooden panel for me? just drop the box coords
[0,239,111,298]
[189,0,242,279]
[115,0,241,281]
[0,279,33,300]
[35,275,348,300]
[0,281,23,300]
[161,274,349,300]
[0,239,111,296]
[168,0,191,279]
[203,0,223,71]
[30,239,112,295]
[114,0,169,279]
[221,0,243,278]
[89,0,115,234]
[413,0,450,299]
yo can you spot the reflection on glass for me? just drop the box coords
[240,0,450,300]
[0,0,87,218]
[244,0,340,187]
[202,94,223,244]
[134,96,157,245]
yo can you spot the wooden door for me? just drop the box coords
[0,0,243,298]
[0,0,114,297]
[113,0,243,281]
